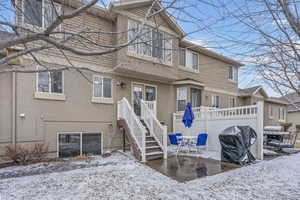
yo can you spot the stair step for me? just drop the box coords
[146,137,155,141]
[146,140,157,143]
[146,146,161,149]
[146,151,163,156]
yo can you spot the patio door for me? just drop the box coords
[133,84,144,117]
[132,83,157,117]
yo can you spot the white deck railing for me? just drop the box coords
[141,100,167,159]
[173,102,264,160]
[143,100,157,116]
[118,98,146,162]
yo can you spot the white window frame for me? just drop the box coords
[278,107,286,122]
[212,95,220,108]
[229,66,238,82]
[36,66,64,94]
[228,97,236,108]
[176,87,188,111]
[92,75,113,99]
[127,19,173,64]
[269,105,273,119]
[179,48,199,72]
[22,0,61,31]
[56,132,103,158]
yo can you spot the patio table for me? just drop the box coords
[178,136,198,152]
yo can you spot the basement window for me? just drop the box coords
[58,132,102,158]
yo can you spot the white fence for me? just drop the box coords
[118,98,146,162]
[173,102,264,160]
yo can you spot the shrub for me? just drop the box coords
[4,143,48,164]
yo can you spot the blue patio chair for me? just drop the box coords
[168,134,179,145]
[195,133,208,152]
[168,133,185,154]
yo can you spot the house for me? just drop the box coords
[0,0,286,162]
[238,86,289,126]
[280,92,300,129]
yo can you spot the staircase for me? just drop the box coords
[117,98,167,162]
[140,120,164,160]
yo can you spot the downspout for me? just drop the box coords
[12,71,16,146]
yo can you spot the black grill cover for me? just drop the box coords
[219,126,257,165]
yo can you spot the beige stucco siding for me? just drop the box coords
[12,59,119,153]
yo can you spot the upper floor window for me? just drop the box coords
[179,48,199,71]
[37,69,63,94]
[128,20,173,64]
[212,95,220,108]
[278,107,285,121]
[269,105,273,119]
[23,0,61,30]
[176,87,187,111]
[93,76,112,99]
[229,66,238,81]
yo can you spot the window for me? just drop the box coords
[23,0,61,30]
[179,48,199,70]
[128,20,139,52]
[37,69,63,94]
[93,76,112,98]
[24,0,42,27]
[138,26,152,56]
[179,48,186,66]
[177,87,187,111]
[191,88,201,108]
[164,33,172,63]
[229,66,238,81]
[229,97,236,107]
[128,20,173,63]
[152,30,163,59]
[278,107,285,121]
[212,95,220,108]
[58,133,102,158]
[269,105,273,119]
[145,86,156,101]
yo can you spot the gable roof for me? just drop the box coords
[239,86,263,96]
[110,0,185,37]
[239,86,288,105]
[280,92,300,112]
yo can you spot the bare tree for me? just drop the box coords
[166,0,300,105]
[0,0,180,77]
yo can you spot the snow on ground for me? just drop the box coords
[1,152,300,200]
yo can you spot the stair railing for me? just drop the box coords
[141,100,167,159]
[117,98,146,162]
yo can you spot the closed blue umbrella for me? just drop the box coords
[182,102,194,128]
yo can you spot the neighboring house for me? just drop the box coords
[280,92,300,128]
[0,0,281,161]
[238,86,289,126]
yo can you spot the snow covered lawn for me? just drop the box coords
[1,152,300,200]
